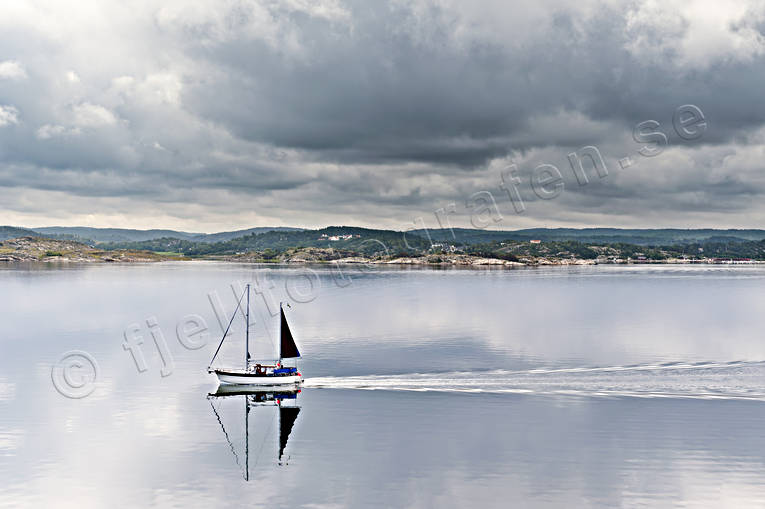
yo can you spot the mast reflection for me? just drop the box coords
[207,386,302,480]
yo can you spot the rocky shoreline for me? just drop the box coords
[0,237,181,263]
[212,247,764,267]
[2,238,762,266]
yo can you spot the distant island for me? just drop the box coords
[2,225,765,266]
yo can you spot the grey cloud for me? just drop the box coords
[1,1,765,230]
[182,2,765,162]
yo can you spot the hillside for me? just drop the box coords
[415,228,765,246]
[32,226,199,243]
[0,226,38,241]
[30,226,301,243]
[0,237,182,262]
[98,226,432,256]
[94,227,765,263]
[191,226,302,243]
[8,225,765,247]
[4,226,765,264]
[3,233,765,265]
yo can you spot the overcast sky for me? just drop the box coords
[1,0,765,232]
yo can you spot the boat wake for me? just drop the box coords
[304,361,765,400]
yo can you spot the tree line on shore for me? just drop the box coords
[92,227,765,261]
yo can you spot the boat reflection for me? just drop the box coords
[207,386,301,480]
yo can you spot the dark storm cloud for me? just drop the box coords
[181,1,765,164]
[1,0,765,229]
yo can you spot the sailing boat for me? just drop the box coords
[208,284,303,386]
[207,386,301,480]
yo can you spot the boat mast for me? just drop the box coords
[245,284,250,370]
[278,301,282,364]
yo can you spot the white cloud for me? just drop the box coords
[36,124,81,139]
[0,60,27,79]
[71,103,117,127]
[111,75,135,90]
[625,0,765,69]
[66,70,80,83]
[155,1,278,45]
[0,105,20,126]
[107,73,183,106]
[36,124,64,139]
[278,0,351,21]
[138,73,183,105]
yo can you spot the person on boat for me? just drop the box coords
[254,363,263,375]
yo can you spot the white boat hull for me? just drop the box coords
[214,369,303,386]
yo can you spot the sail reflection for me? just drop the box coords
[208,386,302,480]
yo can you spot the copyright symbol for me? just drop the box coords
[51,350,99,399]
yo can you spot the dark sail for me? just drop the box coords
[279,407,300,461]
[280,309,301,358]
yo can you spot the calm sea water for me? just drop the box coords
[2,263,765,508]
